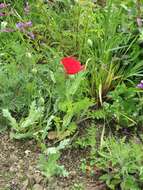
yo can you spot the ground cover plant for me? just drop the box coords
[1,0,143,189]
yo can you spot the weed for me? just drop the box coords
[38,139,69,179]
[96,138,143,190]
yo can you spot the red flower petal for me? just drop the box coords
[61,57,85,75]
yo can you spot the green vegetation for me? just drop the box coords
[1,0,143,189]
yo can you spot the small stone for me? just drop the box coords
[32,184,43,190]
[70,170,76,176]
[9,165,17,172]
[25,150,31,156]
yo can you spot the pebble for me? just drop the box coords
[32,184,43,190]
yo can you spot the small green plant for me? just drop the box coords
[55,97,94,140]
[3,98,44,139]
[75,124,96,156]
[96,137,143,190]
[38,139,69,179]
[104,83,143,129]
[71,183,85,190]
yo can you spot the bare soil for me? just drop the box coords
[0,132,106,190]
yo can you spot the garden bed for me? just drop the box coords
[0,132,106,190]
[1,0,143,189]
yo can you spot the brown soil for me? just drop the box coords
[0,132,106,190]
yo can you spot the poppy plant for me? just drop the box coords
[61,57,85,75]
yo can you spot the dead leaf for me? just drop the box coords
[48,131,57,140]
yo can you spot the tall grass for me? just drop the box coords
[0,0,142,130]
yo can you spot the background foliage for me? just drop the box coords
[1,0,143,188]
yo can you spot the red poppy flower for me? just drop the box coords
[61,57,85,75]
